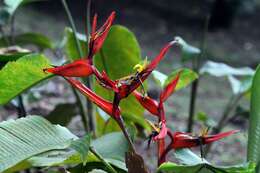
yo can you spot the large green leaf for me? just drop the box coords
[93,25,145,126]
[0,33,54,49]
[248,65,260,172]
[5,132,128,172]
[157,162,255,173]
[0,116,77,172]
[0,54,52,105]
[64,27,87,61]
[152,68,198,90]
[200,61,254,77]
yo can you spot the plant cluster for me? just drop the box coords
[0,1,259,173]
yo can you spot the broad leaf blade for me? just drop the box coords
[0,54,52,105]
[0,116,77,172]
[248,65,260,172]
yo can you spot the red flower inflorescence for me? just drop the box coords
[43,11,239,166]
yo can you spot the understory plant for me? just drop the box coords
[0,0,259,173]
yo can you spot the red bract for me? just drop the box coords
[88,11,116,61]
[65,77,121,119]
[43,12,115,77]
[133,72,180,140]
[159,129,239,163]
[95,41,176,99]
[43,59,94,77]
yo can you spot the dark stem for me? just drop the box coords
[117,116,136,153]
[89,147,117,173]
[17,95,26,117]
[71,86,89,132]
[186,15,209,132]
[187,78,199,132]
[61,0,95,134]
[205,94,242,154]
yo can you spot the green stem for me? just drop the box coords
[90,147,118,173]
[71,86,89,132]
[61,0,95,134]
[17,95,26,117]
[61,0,83,57]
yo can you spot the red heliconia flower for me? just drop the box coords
[171,130,239,149]
[43,12,115,77]
[94,41,177,115]
[133,72,181,140]
[65,77,121,119]
[158,129,239,163]
[43,59,94,77]
[88,11,116,62]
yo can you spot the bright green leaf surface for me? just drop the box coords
[0,54,52,105]
[248,65,260,172]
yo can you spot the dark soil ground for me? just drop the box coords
[1,0,259,172]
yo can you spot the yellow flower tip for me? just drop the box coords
[133,58,149,73]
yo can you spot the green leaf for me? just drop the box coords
[70,134,91,164]
[0,54,52,105]
[0,116,77,172]
[93,25,145,127]
[46,103,78,126]
[174,149,209,165]
[6,132,128,172]
[0,33,54,49]
[64,27,87,61]
[164,68,198,90]
[248,65,260,172]
[175,36,201,62]
[157,162,255,173]
[200,61,255,77]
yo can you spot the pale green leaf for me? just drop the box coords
[175,36,201,62]
[0,116,77,172]
[200,61,255,77]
